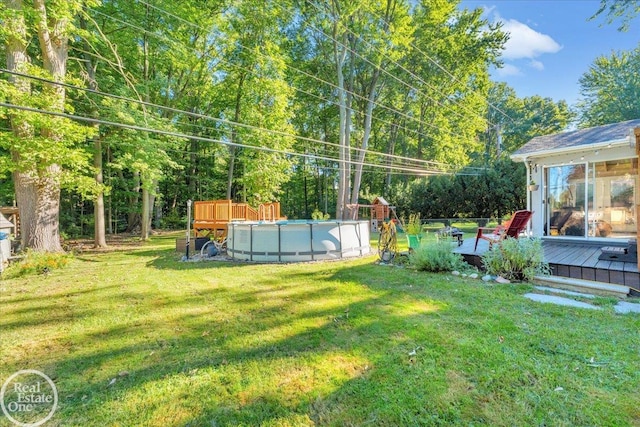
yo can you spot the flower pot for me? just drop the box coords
[528,184,539,191]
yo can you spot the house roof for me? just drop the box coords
[511,118,640,161]
[0,213,13,229]
[372,196,389,205]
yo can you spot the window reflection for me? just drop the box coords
[547,164,586,237]
[594,159,637,237]
[545,159,637,239]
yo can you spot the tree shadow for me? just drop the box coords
[14,261,457,425]
[4,248,634,425]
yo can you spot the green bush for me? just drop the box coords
[4,250,73,278]
[404,212,423,235]
[481,237,550,282]
[311,209,330,220]
[160,210,186,230]
[409,241,466,272]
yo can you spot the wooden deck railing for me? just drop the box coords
[0,207,19,237]
[193,200,284,237]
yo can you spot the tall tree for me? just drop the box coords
[406,1,506,166]
[591,0,640,31]
[1,0,97,251]
[78,11,107,248]
[348,0,413,210]
[216,0,295,205]
[481,82,573,156]
[577,45,640,127]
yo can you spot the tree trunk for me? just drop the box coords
[350,67,380,206]
[107,145,114,234]
[333,20,349,220]
[148,179,158,232]
[93,139,107,247]
[226,72,246,200]
[385,121,399,193]
[6,0,66,252]
[141,1,151,241]
[417,101,427,159]
[188,139,198,195]
[80,12,107,248]
[343,42,354,219]
[126,171,141,232]
[13,163,63,252]
[226,147,236,200]
[141,186,150,241]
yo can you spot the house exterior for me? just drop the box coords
[511,119,640,243]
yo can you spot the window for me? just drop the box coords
[545,159,637,238]
[592,159,637,238]
[546,164,586,237]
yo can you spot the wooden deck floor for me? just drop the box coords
[454,237,640,293]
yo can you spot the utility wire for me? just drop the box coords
[90,6,468,154]
[143,0,492,131]
[0,123,427,177]
[0,68,477,173]
[0,102,467,176]
[299,0,487,127]
[88,8,469,171]
[361,0,516,124]
[124,1,473,142]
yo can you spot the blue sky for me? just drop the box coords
[459,1,640,106]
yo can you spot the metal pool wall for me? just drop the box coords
[227,220,371,262]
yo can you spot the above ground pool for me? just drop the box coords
[227,220,371,262]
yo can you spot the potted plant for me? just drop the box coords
[528,179,539,191]
[404,213,423,250]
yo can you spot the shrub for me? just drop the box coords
[404,212,423,235]
[481,237,550,282]
[409,241,466,272]
[161,210,186,230]
[4,250,72,278]
[311,209,330,220]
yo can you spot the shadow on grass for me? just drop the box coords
[32,262,456,425]
[128,245,380,272]
[5,252,635,425]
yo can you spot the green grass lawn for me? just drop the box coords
[1,234,639,426]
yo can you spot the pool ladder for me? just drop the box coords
[258,203,276,222]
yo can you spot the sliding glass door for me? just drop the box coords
[545,159,638,239]
[546,164,587,237]
[592,159,637,238]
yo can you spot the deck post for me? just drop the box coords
[186,199,192,259]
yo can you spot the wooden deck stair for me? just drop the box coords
[532,275,631,298]
[455,237,639,297]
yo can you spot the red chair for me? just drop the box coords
[474,210,533,251]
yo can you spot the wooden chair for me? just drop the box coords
[474,210,533,251]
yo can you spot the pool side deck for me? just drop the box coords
[454,237,640,295]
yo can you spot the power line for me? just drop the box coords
[299,0,489,127]
[0,123,431,178]
[125,1,476,146]
[0,101,470,176]
[361,1,517,124]
[89,7,447,149]
[0,68,477,174]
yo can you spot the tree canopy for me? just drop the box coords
[577,44,640,127]
[0,0,584,249]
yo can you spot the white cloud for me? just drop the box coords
[481,5,496,17]
[496,63,522,77]
[529,59,545,71]
[501,18,562,60]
